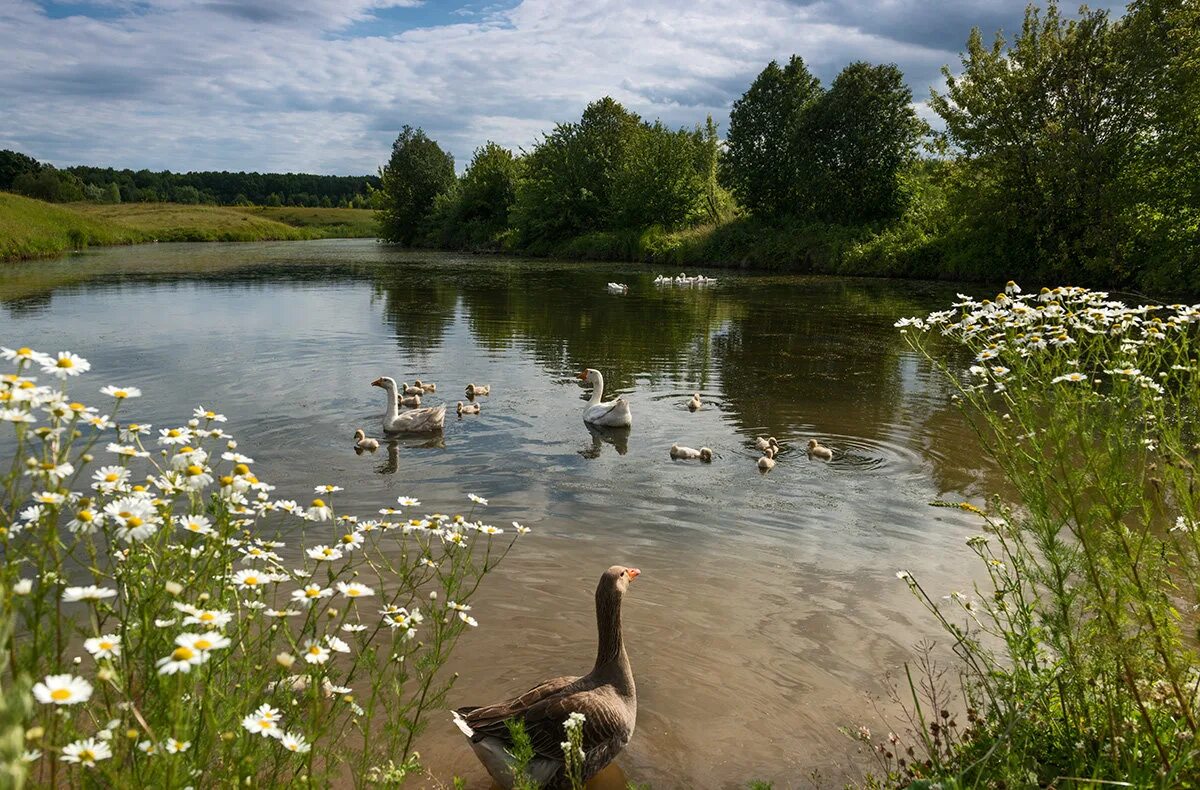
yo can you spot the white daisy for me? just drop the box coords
[231,569,269,590]
[335,581,374,599]
[302,641,331,665]
[306,545,342,562]
[467,493,488,505]
[176,514,214,536]
[157,427,193,446]
[42,352,90,379]
[242,706,284,738]
[62,585,117,602]
[291,584,333,604]
[33,674,92,705]
[60,737,111,766]
[83,634,121,660]
[164,738,190,754]
[155,643,208,675]
[279,732,311,754]
[100,385,142,400]
[396,496,420,507]
[177,631,231,654]
[194,406,227,423]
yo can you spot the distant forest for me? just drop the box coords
[0,150,378,208]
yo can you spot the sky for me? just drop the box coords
[0,0,1126,176]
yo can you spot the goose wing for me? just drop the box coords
[458,679,631,762]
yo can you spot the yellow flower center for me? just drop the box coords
[219,476,233,486]
[69,402,85,411]
[79,749,95,761]
[305,588,319,597]
[126,516,143,527]
[321,548,334,556]
[259,719,273,729]
[172,646,195,661]
[308,646,322,655]
[132,485,146,492]
[18,381,33,389]
[17,347,31,356]
[104,473,118,482]
[194,638,212,650]
[114,390,128,398]
[186,464,204,476]
[311,498,325,508]
[167,429,181,437]
[51,688,72,701]
[234,464,250,475]
[78,510,94,522]
[99,641,113,650]
[56,358,73,369]
[178,445,194,453]
[347,588,361,597]
[341,534,354,544]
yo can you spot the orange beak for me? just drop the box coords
[576,370,588,381]
[627,568,641,580]
[371,378,384,388]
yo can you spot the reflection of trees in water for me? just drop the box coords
[1,292,53,317]
[459,269,744,391]
[371,270,459,356]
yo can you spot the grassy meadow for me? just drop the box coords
[0,192,377,262]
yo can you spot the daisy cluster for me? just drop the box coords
[897,282,1199,389]
[1,345,531,782]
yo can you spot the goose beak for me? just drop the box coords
[576,370,587,381]
[627,568,640,581]
[371,378,384,388]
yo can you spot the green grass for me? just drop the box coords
[0,193,378,262]
[0,192,144,260]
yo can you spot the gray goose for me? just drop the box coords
[452,566,640,789]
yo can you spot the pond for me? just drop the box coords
[0,239,999,787]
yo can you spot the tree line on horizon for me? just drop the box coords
[0,151,378,208]
[378,0,1198,295]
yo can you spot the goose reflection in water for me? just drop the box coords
[370,435,447,475]
[580,424,630,458]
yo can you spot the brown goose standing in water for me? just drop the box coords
[452,566,640,789]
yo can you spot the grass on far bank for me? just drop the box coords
[0,192,377,262]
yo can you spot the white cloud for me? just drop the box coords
[0,0,1114,174]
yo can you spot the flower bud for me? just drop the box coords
[26,727,44,741]
[276,652,295,669]
[165,581,183,596]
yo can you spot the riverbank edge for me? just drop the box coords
[0,193,377,263]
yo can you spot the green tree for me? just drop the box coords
[0,150,41,191]
[803,62,924,223]
[612,121,709,230]
[930,2,1144,282]
[104,182,122,204]
[456,142,521,238]
[378,125,456,245]
[722,56,822,218]
[513,98,642,244]
[12,168,83,202]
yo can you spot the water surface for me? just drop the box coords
[0,240,998,787]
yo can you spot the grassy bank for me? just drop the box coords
[0,192,377,261]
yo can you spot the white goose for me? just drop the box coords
[372,377,445,433]
[577,368,632,428]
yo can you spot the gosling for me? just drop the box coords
[757,447,777,472]
[402,382,423,396]
[755,436,779,453]
[465,383,491,397]
[807,439,833,461]
[353,429,379,452]
[414,379,437,393]
[670,444,713,462]
[400,393,422,408]
[687,393,702,411]
[457,401,481,415]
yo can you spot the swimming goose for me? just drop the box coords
[414,379,437,393]
[577,369,632,428]
[607,282,629,294]
[807,439,834,461]
[670,444,712,462]
[466,383,491,398]
[352,429,379,452]
[757,447,777,472]
[755,436,779,453]
[687,393,702,412]
[372,377,445,433]
[453,566,640,789]
[457,401,480,415]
